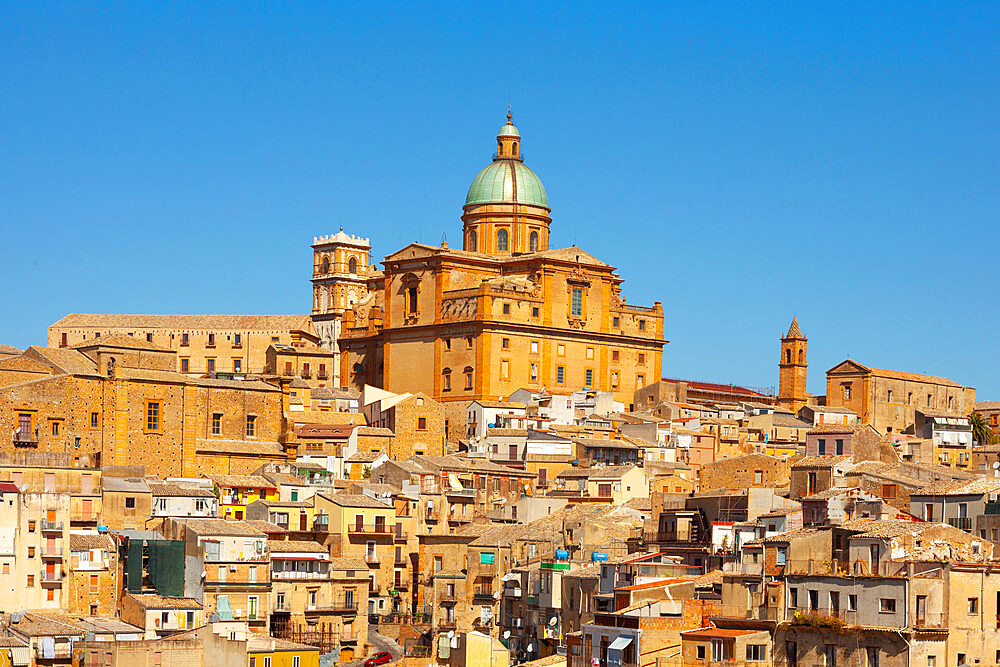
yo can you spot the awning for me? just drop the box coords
[216,595,234,621]
[608,636,633,651]
[448,473,464,490]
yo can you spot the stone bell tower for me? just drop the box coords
[778,317,808,411]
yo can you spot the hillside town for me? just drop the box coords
[2,115,998,667]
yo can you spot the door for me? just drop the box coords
[355,514,364,532]
[538,469,547,487]
[299,513,307,531]
[916,595,927,626]
[82,499,93,521]
[925,504,934,521]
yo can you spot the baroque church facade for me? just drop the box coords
[310,114,666,422]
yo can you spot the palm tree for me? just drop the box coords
[969,411,994,446]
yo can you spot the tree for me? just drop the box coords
[970,410,994,446]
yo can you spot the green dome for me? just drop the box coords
[465,159,549,208]
[497,122,520,138]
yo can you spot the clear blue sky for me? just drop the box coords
[2,3,998,398]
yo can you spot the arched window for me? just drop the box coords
[785,349,791,364]
[798,349,803,363]
[529,231,539,252]
[442,368,452,392]
[348,256,358,274]
[321,256,330,274]
[497,229,509,252]
[512,141,518,155]
[469,229,477,252]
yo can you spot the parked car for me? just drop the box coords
[365,652,393,667]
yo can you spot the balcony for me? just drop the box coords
[13,431,38,447]
[41,547,63,559]
[328,601,358,613]
[709,605,779,622]
[477,563,496,576]
[473,592,496,603]
[317,371,329,380]
[272,570,330,581]
[438,620,457,631]
[348,523,392,535]
[393,530,408,542]
[948,517,972,530]
[439,595,458,604]
[986,501,1000,515]
[394,556,408,567]
[41,520,63,532]
[40,571,63,584]
[446,487,477,498]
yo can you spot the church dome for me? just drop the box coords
[466,160,549,209]
[465,113,549,209]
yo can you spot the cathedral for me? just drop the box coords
[310,113,666,425]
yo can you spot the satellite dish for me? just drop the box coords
[503,630,511,639]
[549,617,558,626]
[527,643,535,653]
[448,630,455,639]
[992,462,999,469]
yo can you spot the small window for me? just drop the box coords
[696,646,705,660]
[407,287,418,315]
[502,303,510,315]
[879,598,896,613]
[502,337,510,349]
[91,412,99,429]
[206,358,215,373]
[125,497,136,509]
[497,229,509,252]
[145,402,161,432]
[556,366,565,384]
[531,307,539,318]
[464,369,474,390]
[612,316,620,327]
[638,319,646,331]
[844,385,852,400]
[570,288,583,316]
[348,256,358,274]
[417,417,427,430]
[233,359,241,373]
[246,415,257,438]
[180,358,190,373]
[442,369,451,392]
[585,369,594,387]
[181,333,189,346]
[612,350,619,362]
[233,333,242,346]
[50,422,60,436]
[529,230,539,251]
[746,645,766,662]
[969,597,979,614]
[207,333,216,346]
[211,414,222,436]
[638,353,645,364]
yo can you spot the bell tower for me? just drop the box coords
[778,317,808,411]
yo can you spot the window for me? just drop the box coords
[557,344,565,356]
[181,333,189,346]
[638,353,645,364]
[746,645,766,662]
[789,588,798,608]
[637,373,645,387]
[464,368,474,390]
[585,369,594,387]
[879,598,896,613]
[530,363,539,381]
[530,340,539,354]
[843,385,851,400]
[638,319,646,331]
[529,230,539,251]
[233,359,241,373]
[469,229,477,251]
[835,438,844,455]
[125,496,136,509]
[531,307,539,318]
[570,288,583,316]
[556,366,565,384]
[613,316,620,327]
[496,229,508,251]
[696,646,705,660]
[754,470,763,484]
[145,402,161,432]
[442,369,451,391]
[180,358,189,373]
[610,372,618,389]
[246,415,257,437]
[396,285,417,318]
[212,414,222,435]
[502,337,510,349]
[817,439,826,455]
[417,417,427,430]
[50,422,59,436]
[502,303,510,315]
[968,597,979,614]
[91,412,99,429]
[500,359,510,380]
[293,657,301,667]
[848,594,857,611]
[206,358,215,373]
[207,333,216,347]
[612,350,619,362]
[233,333,241,346]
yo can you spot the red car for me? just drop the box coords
[365,652,393,667]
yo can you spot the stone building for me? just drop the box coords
[0,336,287,476]
[825,360,976,434]
[48,313,317,376]
[698,453,791,492]
[777,317,809,412]
[335,114,665,432]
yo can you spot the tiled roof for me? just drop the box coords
[70,534,114,551]
[912,476,1000,497]
[208,474,276,489]
[474,400,526,409]
[792,455,852,468]
[574,437,640,450]
[759,527,827,544]
[807,424,866,435]
[269,540,328,553]
[0,344,21,355]
[346,451,385,463]
[330,557,369,570]
[244,519,287,534]
[356,426,394,436]
[51,313,313,332]
[102,477,151,493]
[799,486,866,501]
[147,482,216,498]
[682,628,766,639]
[316,492,392,509]
[975,401,1000,411]
[842,519,931,539]
[126,593,202,609]
[176,518,267,537]
[27,346,100,377]
[70,333,170,352]
[295,423,355,438]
